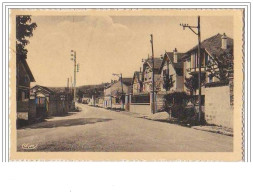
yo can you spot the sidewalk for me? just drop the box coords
[89,105,233,137]
[122,109,233,137]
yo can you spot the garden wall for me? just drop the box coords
[205,85,233,128]
[129,103,151,115]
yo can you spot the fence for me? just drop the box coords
[129,94,151,115]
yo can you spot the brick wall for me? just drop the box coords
[205,85,233,128]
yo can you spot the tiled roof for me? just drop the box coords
[166,52,184,68]
[182,33,233,59]
[158,51,185,73]
[145,58,163,70]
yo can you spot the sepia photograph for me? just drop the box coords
[10,9,243,160]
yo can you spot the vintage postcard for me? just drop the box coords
[9,9,243,161]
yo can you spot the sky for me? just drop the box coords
[26,15,233,87]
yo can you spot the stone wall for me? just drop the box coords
[205,85,233,128]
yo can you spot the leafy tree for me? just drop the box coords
[163,74,174,92]
[184,74,206,95]
[16,16,37,61]
[206,49,234,83]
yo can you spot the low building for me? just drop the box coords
[103,78,132,109]
[16,58,36,127]
[30,85,72,118]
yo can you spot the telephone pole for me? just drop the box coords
[150,34,155,114]
[180,16,202,123]
[70,50,80,103]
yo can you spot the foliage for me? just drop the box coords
[16,15,37,60]
[164,92,191,106]
[206,49,234,82]
[162,92,205,125]
[77,89,83,98]
[184,74,206,95]
[163,74,174,92]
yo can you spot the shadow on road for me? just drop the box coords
[22,118,112,129]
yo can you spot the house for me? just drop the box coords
[132,68,143,95]
[142,58,163,93]
[158,48,185,93]
[182,33,233,94]
[30,85,72,118]
[154,49,185,112]
[127,58,162,115]
[103,78,132,109]
[16,58,35,127]
[182,33,234,128]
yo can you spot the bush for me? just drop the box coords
[162,92,205,126]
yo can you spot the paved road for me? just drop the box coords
[17,104,233,152]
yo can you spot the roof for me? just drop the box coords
[145,58,163,69]
[159,51,184,73]
[143,58,163,74]
[182,33,233,59]
[121,78,132,86]
[31,85,68,95]
[19,58,35,82]
[133,71,142,82]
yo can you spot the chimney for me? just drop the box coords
[221,33,228,50]
[173,48,178,63]
[139,67,142,80]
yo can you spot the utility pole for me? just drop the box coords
[67,77,69,92]
[180,16,202,123]
[70,50,79,103]
[150,34,155,114]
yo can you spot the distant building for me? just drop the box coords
[132,68,143,95]
[103,78,132,109]
[142,58,163,93]
[16,58,35,127]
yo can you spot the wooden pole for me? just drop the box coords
[197,16,202,123]
[150,34,155,114]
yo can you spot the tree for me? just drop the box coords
[206,49,234,83]
[184,74,206,95]
[16,16,37,61]
[163,74,174,92]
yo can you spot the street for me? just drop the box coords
[17,104,233,152]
